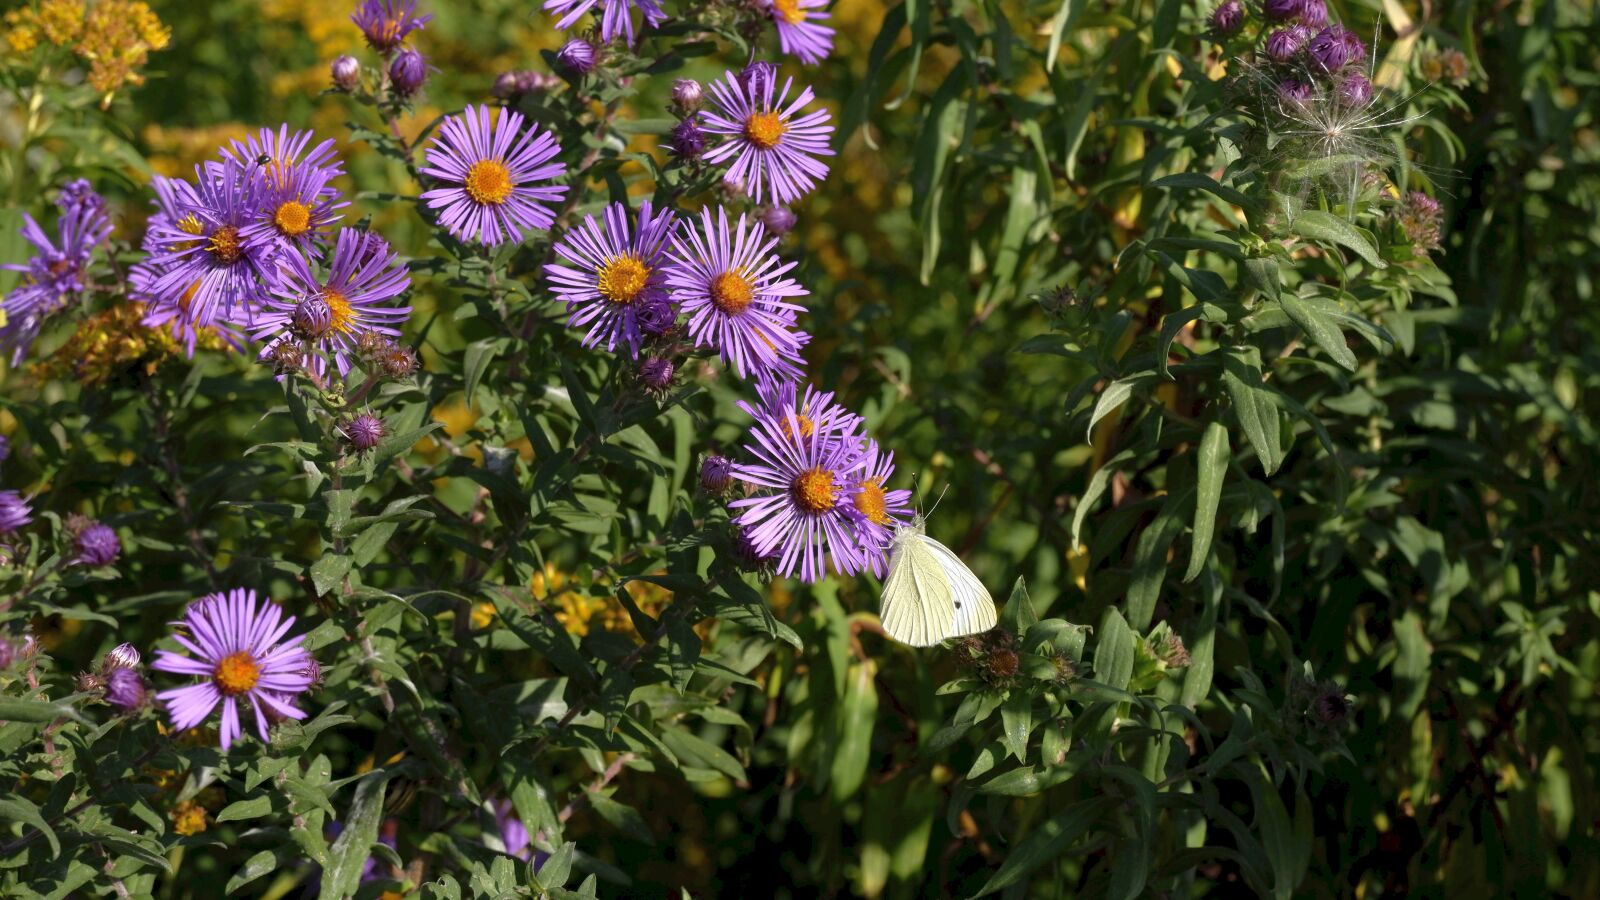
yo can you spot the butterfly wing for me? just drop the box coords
[879,533,957,647]
[918,533,997,638]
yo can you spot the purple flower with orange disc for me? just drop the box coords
[1,180,112,364]
[143,159,278,333]
[546,200,678,357]
[847,440,914,576]
[419,105,568,246]
[544,0,664,45]
[666,206,810,380]
[150,588,316,750]
[252,228,412,376]
[221,125,344,198]
[728,394,868,582]
[767,0,834,64]
[701,69,834,206]
[351,0,432,53]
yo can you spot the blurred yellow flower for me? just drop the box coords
[29,302,227,386]
[170,800,208,836]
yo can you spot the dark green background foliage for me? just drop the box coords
[1,0,1597,897]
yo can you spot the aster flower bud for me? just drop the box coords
[1263,0,1300,21]
[269,340,306,376]
[1276,78,1314,104]
[1396,191,1443,251]
[734,528,777,573]
[380,343,419,379]
[700,455,734,494]
[0,434,9,463]
[76,671,106,694]
[492,71,522,99]
[638,357,676,396]
[637,296,677,336]
[738,61,778,96]
[292,296,334,340]
[105,666,148,711]
[1155,632,1191,669]
[1310,684,1350,730]
[1337,72,1374,107]
[389,48,428,97]
[301,656,324,689]
[0,637,15,670]
[101,642,141,672]
[1308,25,1364,72]
[517,70,558,94]
[0,490,32,535]
[331,55,361,91]
[986,648,1020,682]
[345,413,387,452]
[73,521,122,567]
[557,38,597,74]
[670,78,702,111]
[1209,0,1243,35]
[668,117,707,160]
[1298,0,1328,27]
[758,205,797,236]
[1265,25,1311,62]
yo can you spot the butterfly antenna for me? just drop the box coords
[926,484,951,518]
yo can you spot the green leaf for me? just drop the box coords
[216,795,274,823]
[1280,295,1358,371]
[1094,608,1135,692]
[830,659,879,801]
[319,769,393,899]
[1000,691,1032,762]
[1242,257,1281,301]
[971,797,1111,896]
[462,338,501,403]
[1126,488,1190,630]
[0,697,85,724]
[1185,422,1231,581]
[588,793,655,844]
[1150,172,1257,214]
[999,576,1037,631]
[1087,373,1153,441]
[0,795,59,858]
[1222,349,1284,475]
[309,553,352,597]
[1180,571,1221,709]
[1292,209,1387,269]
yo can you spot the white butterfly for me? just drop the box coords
[878,515,997,647]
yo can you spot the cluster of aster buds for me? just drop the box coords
[355,331,419,379]
[491,69,561,100]
[389,48,428,97]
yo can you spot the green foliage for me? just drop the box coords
[2,0,1598,897]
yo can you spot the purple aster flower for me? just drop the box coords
[150,588,315,751]
[1308,25,1365,73]
[1277,77,1314,104]
[1209,0,1243,35]
[557,38,598,74]
[419,105,568,247]
[102,642,141,671]
[702,69,834,206]
[758,205,796,236]
[0,490,31,534]
[331,54,361,91]
[252,227,412,376]
[848,440,914,576]
[1264,25,1311,62]
[73,521,121,567]
[741,376,864,451]
[668,117,707,160]
[1338,72,1374,106]
[546,200,678,358]
[351,0,432,53]
[544,0,664,45]
[728,395,868,582]
[105,666,148,711]
[241,163,347,259]
[666,206,810,380]
[389,48,429,97]
[701,454,734,494]
[222,125,345,194]
[671,78,702,111]
[1,183,112,364]
[345,413,386,451]
[768,0,834,65]
[143,160,278,333]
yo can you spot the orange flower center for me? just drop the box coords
[213,651,261,695]
[744,111,787,149]
[854,480,889,524]
[273,200,312,236]
[597,255,650,304]
[791,467,837,513]
[778,412,815,440]
[773,0,807,25]
[465,159,513,205]
[324,287,355,334]
[709,270,754,314]
[206,225,243,264]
